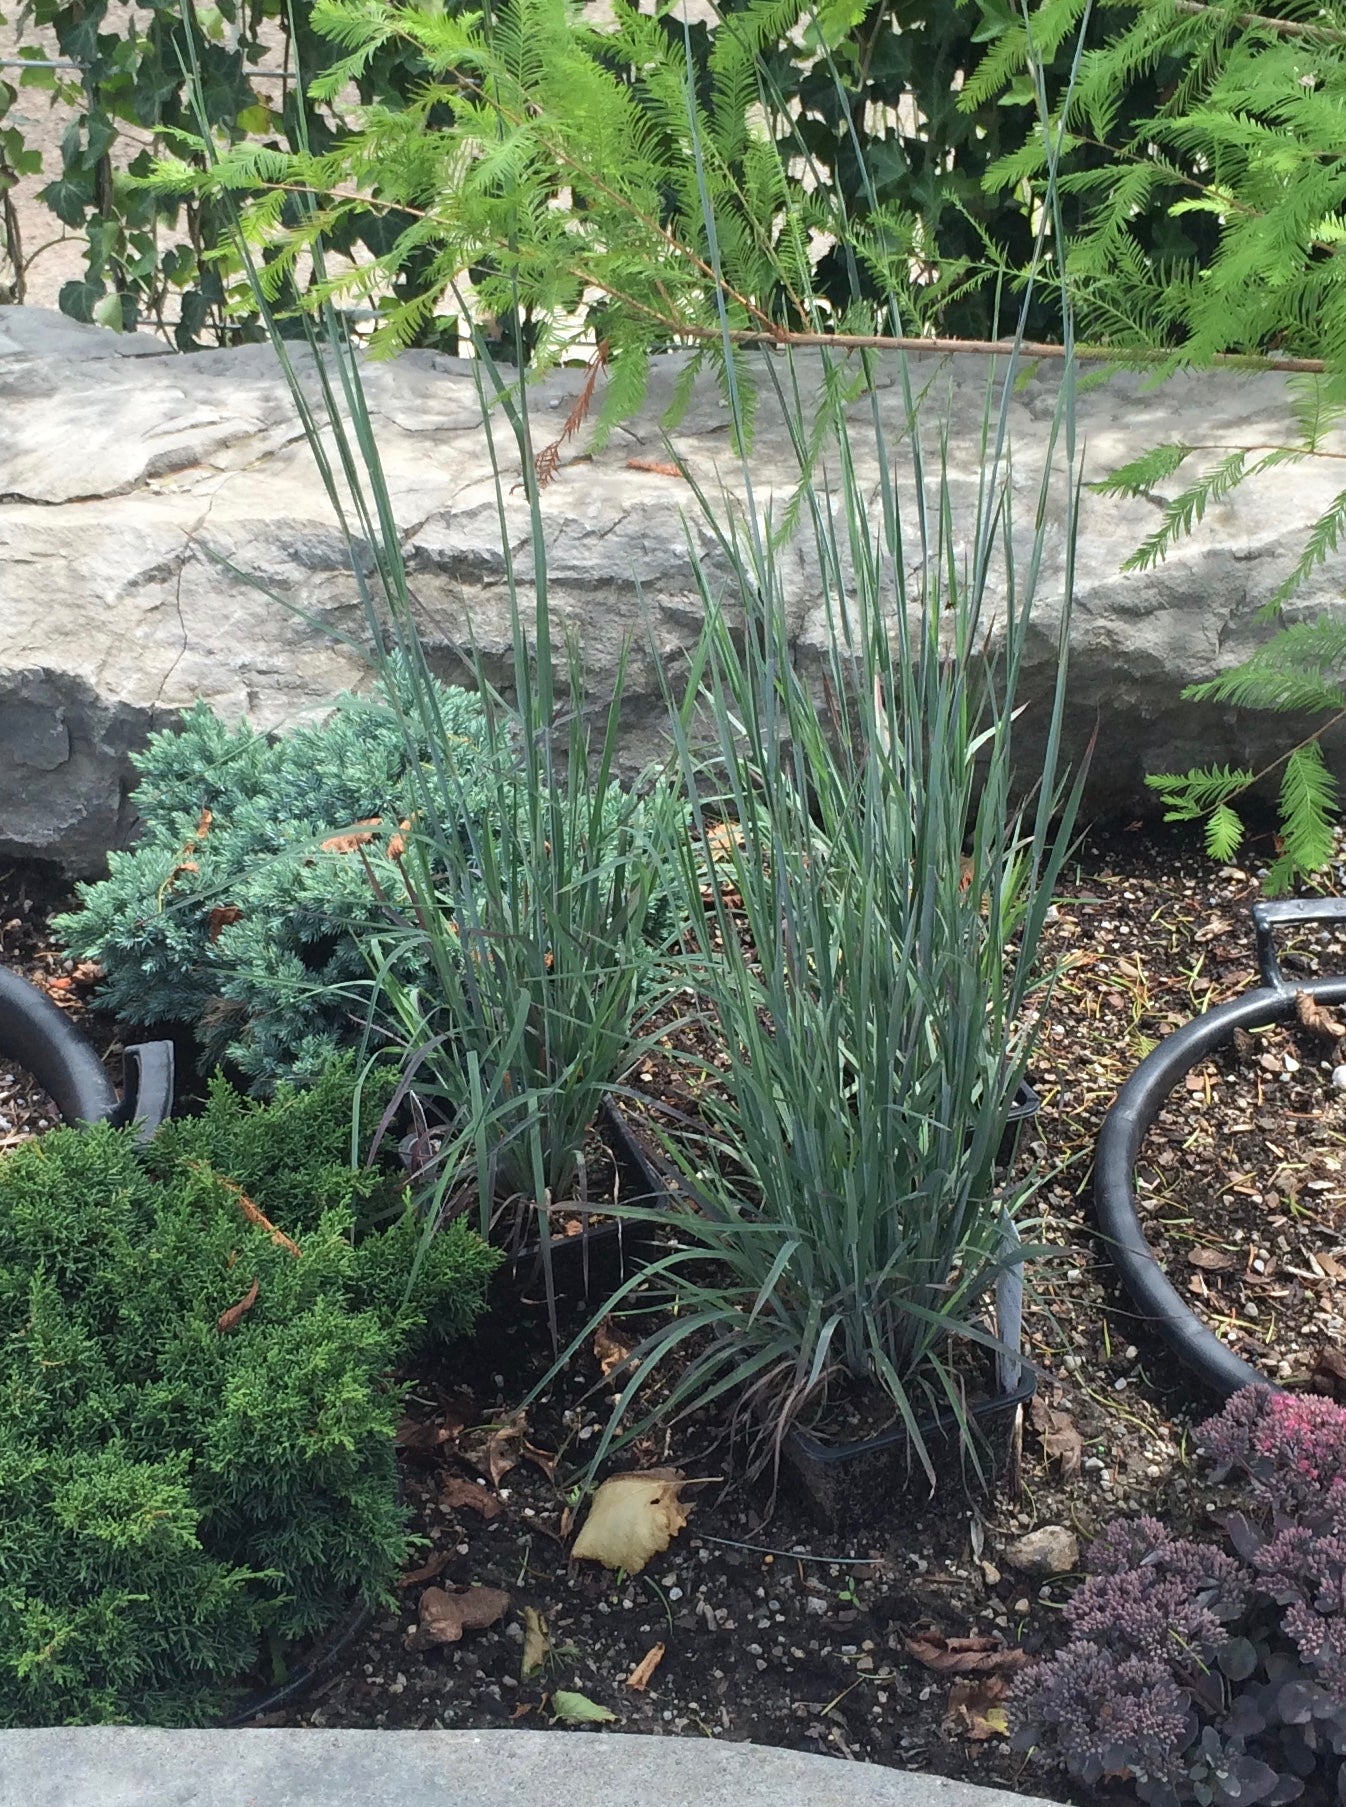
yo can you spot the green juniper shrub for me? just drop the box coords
[0,1066,498,1726]
[142,1056,403,1236]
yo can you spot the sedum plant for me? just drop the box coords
[0,1059,498,1726]
[1012,1387,1346,1806]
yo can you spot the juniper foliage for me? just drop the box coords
[54,670,501,1090]
[0,1061,498,1725]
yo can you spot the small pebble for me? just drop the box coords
[1003,1526,1079,1578]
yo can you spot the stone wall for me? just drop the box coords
[3,304,1344,872]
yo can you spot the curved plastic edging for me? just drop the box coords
[108,1041,176,1142]
[223,1598,376,1726]
[1094,972,1346,1400]
[0,965,119,1127]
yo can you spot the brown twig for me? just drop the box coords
[1169,0,1346,43]
[532,341,610,487]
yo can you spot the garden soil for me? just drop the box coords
[5,813,1346,1804]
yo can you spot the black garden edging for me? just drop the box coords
[0,966,174,1141]
[1094,897,1346,1401]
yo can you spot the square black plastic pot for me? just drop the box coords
[500,1100,667,1301]
[781,1078,1041,1529]
[781,1259,1036,1532]
[999,1077,1040,1168]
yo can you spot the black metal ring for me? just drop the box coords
[1094,972,1346,1399]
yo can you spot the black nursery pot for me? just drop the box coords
[999,1077,1041,1169]
[497,1101,667,1302]
[784,1082,1042,1530]
[782,1258,1037,1532]
[0,968,174,1142]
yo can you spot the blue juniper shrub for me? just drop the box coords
[0,1060,499,1725]
[54,663,673,1100]
[53,671,502,1091]
[1010,1387,1346,1806]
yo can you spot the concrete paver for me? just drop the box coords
[0,1728,1065,1807]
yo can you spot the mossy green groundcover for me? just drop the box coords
[0,1063,498,1725]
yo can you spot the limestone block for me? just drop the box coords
[3,303,1343,871]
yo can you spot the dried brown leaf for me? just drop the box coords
[593,1318,634,1379]
[398,1550,450,1589]
[395,1416,458,1455]
[321,818,383,855]
[208,905,244,942]
[1310,1346,1346,1402]
[415,1584,510,1647]
[904,1627,1026,1677]
[625,458,683,478]
[1296,990,1346,1041]
[441,1475,504,1520]
[216,1277,259,1334]
[1028,1396,1082,1477]
[1195,917,1235,944]
[1188,1246,1238,1272]
[945,1676,1011,1741]
[1042,1419,1083,1480]
[462,1413,526,1489]
[625,1643,665,1691]
[521,1441,558,1484]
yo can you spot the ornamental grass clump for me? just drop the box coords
[358,627,684,1242]
[153,0,1091,1425]
[137,12,689,1268]
[1011,1386,1346,1806]
[0,1062,498,1726]
[572,341,1084,1481]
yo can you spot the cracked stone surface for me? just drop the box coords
[3,303,1345,871]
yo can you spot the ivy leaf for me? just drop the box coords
[57,275,104,323]
[80,113,118,170]
[92,291,126,333]
[39,168,94,228]
[552,1690,616,1725]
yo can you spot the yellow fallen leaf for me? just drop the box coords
[522,1606,549,1679]
[570,1470,692,1575]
